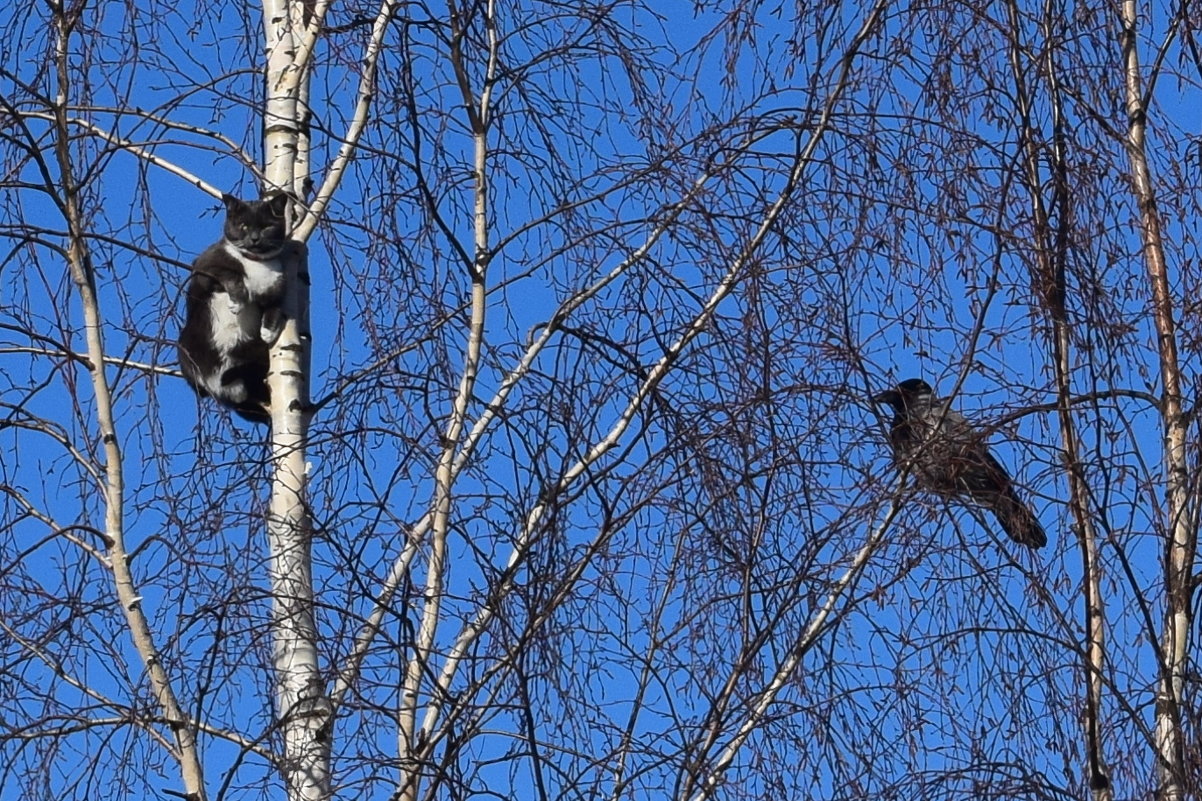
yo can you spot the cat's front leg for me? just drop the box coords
[222,274,251,307]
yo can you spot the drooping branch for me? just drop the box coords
[328,113,721,718]
[411,0,891,761]
[1004,0,1111,793]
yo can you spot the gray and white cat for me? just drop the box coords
[177,193,289,425]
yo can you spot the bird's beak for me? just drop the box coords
[872,390,900,406]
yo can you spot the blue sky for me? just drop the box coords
[1,0,1197,799]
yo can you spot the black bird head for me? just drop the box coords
[872,378,933,412]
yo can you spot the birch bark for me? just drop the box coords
[49,5,209,800]
[1118,2,1194,797]
[261,1,328,799]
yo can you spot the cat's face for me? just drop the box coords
[222,193,288,259]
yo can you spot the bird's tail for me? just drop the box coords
[992,490,1047,548]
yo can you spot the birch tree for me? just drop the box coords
[3,0,1202,800]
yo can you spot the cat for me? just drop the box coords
[177,192,289,425]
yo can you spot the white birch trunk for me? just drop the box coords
[261,2,329,799]
[396,6,498,799]
[49,8,210,801]
[1118,2,1194,797]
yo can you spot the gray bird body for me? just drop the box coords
[873,379,1047,549]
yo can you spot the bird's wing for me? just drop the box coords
[935,405,1017,496]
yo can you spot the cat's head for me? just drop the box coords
[222,193,289,259]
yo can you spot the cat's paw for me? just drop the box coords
[260,307,285,345]
[225,280,251,306]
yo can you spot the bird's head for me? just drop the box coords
[872,378,934,411]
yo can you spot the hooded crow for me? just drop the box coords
[873,378,1047,548]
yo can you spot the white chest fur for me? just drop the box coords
[223,242,285,299]
[208,291,256,352]
[198,290,258,400]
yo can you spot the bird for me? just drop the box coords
[872,378,1047,548]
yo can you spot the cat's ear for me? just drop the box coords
[221,193,243,212]
[265,191,291,219]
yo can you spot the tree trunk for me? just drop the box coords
[262,1,328,799]
[1118,1,1194,797]
[50,5,209,800]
